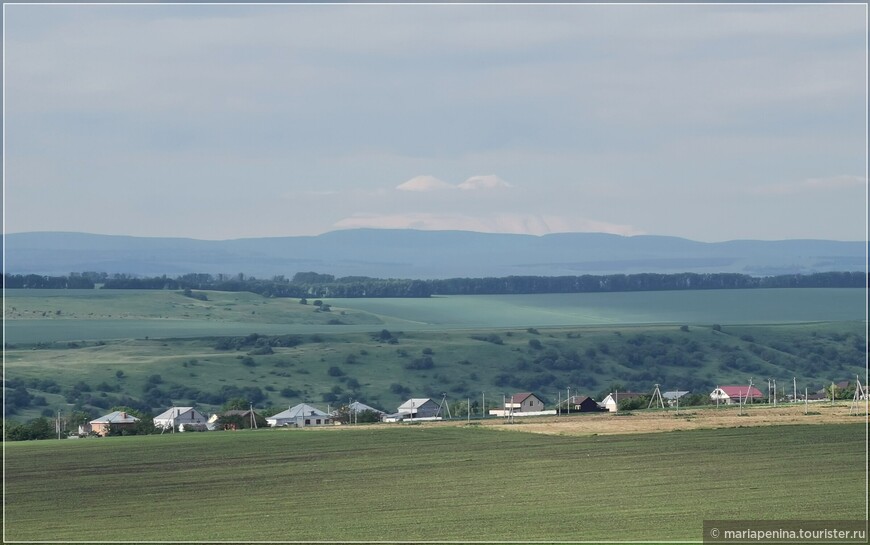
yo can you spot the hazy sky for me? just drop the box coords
[4,3,867,241]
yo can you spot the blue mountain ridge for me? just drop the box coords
[3,229,866,279]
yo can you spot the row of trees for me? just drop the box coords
[3,271,865,297]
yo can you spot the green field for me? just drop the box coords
[4,423,865,542]
[3,288,865,344]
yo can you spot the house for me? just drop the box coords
[346,401,385,420]
[506,392,545,413]
[347,401,384,415]
[88,411,140,436]
[662,390,690,407]
[600,391,644,412]
[489,393,556,417]
[153,407,209,431]
[709,386,764,405]
[208,409,266,430]
[267,403,332,427]
[566,395,605,412]
[805,391,828,401]
[330,401,386,423]
[397,398,441,419]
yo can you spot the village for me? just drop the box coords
[77,380,866,437]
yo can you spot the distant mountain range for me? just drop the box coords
[3,229,866,279]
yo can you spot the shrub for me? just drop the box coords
[327,366,345,377]
[248,345,273,356]
[280,387,300,398]
[405,356,434,370]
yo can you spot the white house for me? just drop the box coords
[267,403,332,427]
[600,391,644,412]
[489,392,555,417]
[397,398,441,419]
[709,386,763,405]
[153,407,209,431]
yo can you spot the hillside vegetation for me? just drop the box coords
[5,321,864,421]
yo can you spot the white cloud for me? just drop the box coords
[396,174,513,192]
[396,175,454,192]
[457,175,512,191]
[334,213,642,237]
[750,175,865,196]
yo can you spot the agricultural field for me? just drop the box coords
[3,287,865,344]
[4,422,865,542]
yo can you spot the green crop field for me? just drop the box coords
[4,423,865,542]
[328,288,867,328]
[3,288,864,344]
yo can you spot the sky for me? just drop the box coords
[3,2,867,242]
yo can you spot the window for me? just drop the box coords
[305,419,311,425]
[316,419,321,425]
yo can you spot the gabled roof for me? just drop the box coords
[568,396,594,404]
[662,391,690,400]
[398,398,434,411]
[269,403,329,420]
[90,411,139,424]
[348,401,384,414]
[717,386,763,398]
[153,407,202,420]
[508,393,536,403]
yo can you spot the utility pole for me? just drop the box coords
[648,384,664,409]
[567,387,571,415]
[250,402,257,429]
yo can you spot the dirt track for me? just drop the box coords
[482,402,867,436]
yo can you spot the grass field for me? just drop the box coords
[4,422,865,542]
[4,288,864,344]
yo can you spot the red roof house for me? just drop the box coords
[710,386,764,404]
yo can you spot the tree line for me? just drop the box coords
[3,270,865,297]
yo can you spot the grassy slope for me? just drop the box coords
[4,423,865,542]
[4,289,865,419]
[5,322,866,420]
